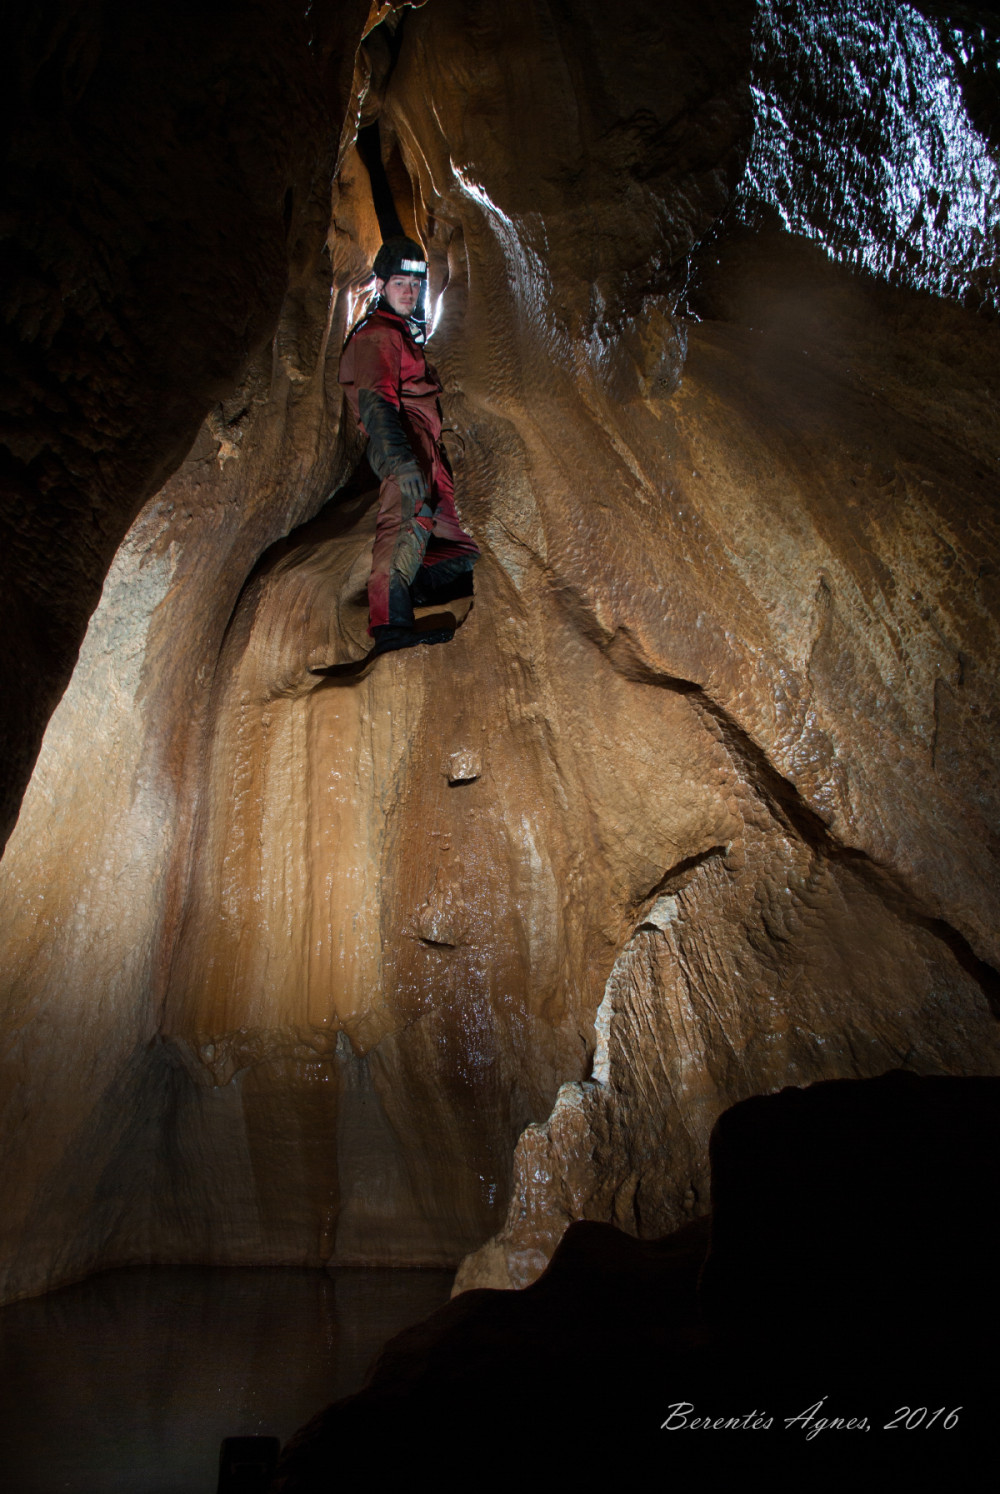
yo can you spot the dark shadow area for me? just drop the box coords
[273,1073,997,1482]
[0,1266,452,1494]
[357,122,405,239]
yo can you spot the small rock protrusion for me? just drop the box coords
[445,749,481,785]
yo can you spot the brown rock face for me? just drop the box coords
[0,0,373,853]
[1,0,999,1303]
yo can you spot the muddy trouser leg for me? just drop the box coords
[367,472,436,633]
[409,462,480,607]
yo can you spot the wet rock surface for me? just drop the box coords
[0,0,998,1312]
[742,0,1000,310]
[457,222,1000,1287]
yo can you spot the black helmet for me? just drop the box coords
[372,236,427,282]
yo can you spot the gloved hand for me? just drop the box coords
[397,462,429,505]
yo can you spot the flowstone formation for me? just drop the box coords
[1,0,999,1304]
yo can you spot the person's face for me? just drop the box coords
[377,272,423,317]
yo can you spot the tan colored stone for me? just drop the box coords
[1,0,998,1306]
[0,0,374,854]
[443,749,482,785]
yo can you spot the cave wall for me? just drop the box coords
[0,0,391,1298]
[1,0,999,1302]
[0,0,374,854]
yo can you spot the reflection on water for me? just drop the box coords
[0,1266,452,1494]
[741,0,1000,312]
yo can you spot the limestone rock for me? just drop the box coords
[0,0,998,1306]
[0,0,375,853]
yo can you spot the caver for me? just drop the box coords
[337,236,480,666]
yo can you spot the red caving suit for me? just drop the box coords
[339,306,479,633]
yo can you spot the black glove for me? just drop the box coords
[396,462,429,505]
[358,388,419,481]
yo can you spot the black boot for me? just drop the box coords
[309,623,454,683]
[369,623,455,657]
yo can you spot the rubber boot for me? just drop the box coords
[369,624,455,657]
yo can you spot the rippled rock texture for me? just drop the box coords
[1,0,999,1303]
[0,0,377,856]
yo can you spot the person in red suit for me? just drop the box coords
[339,237,480,658]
